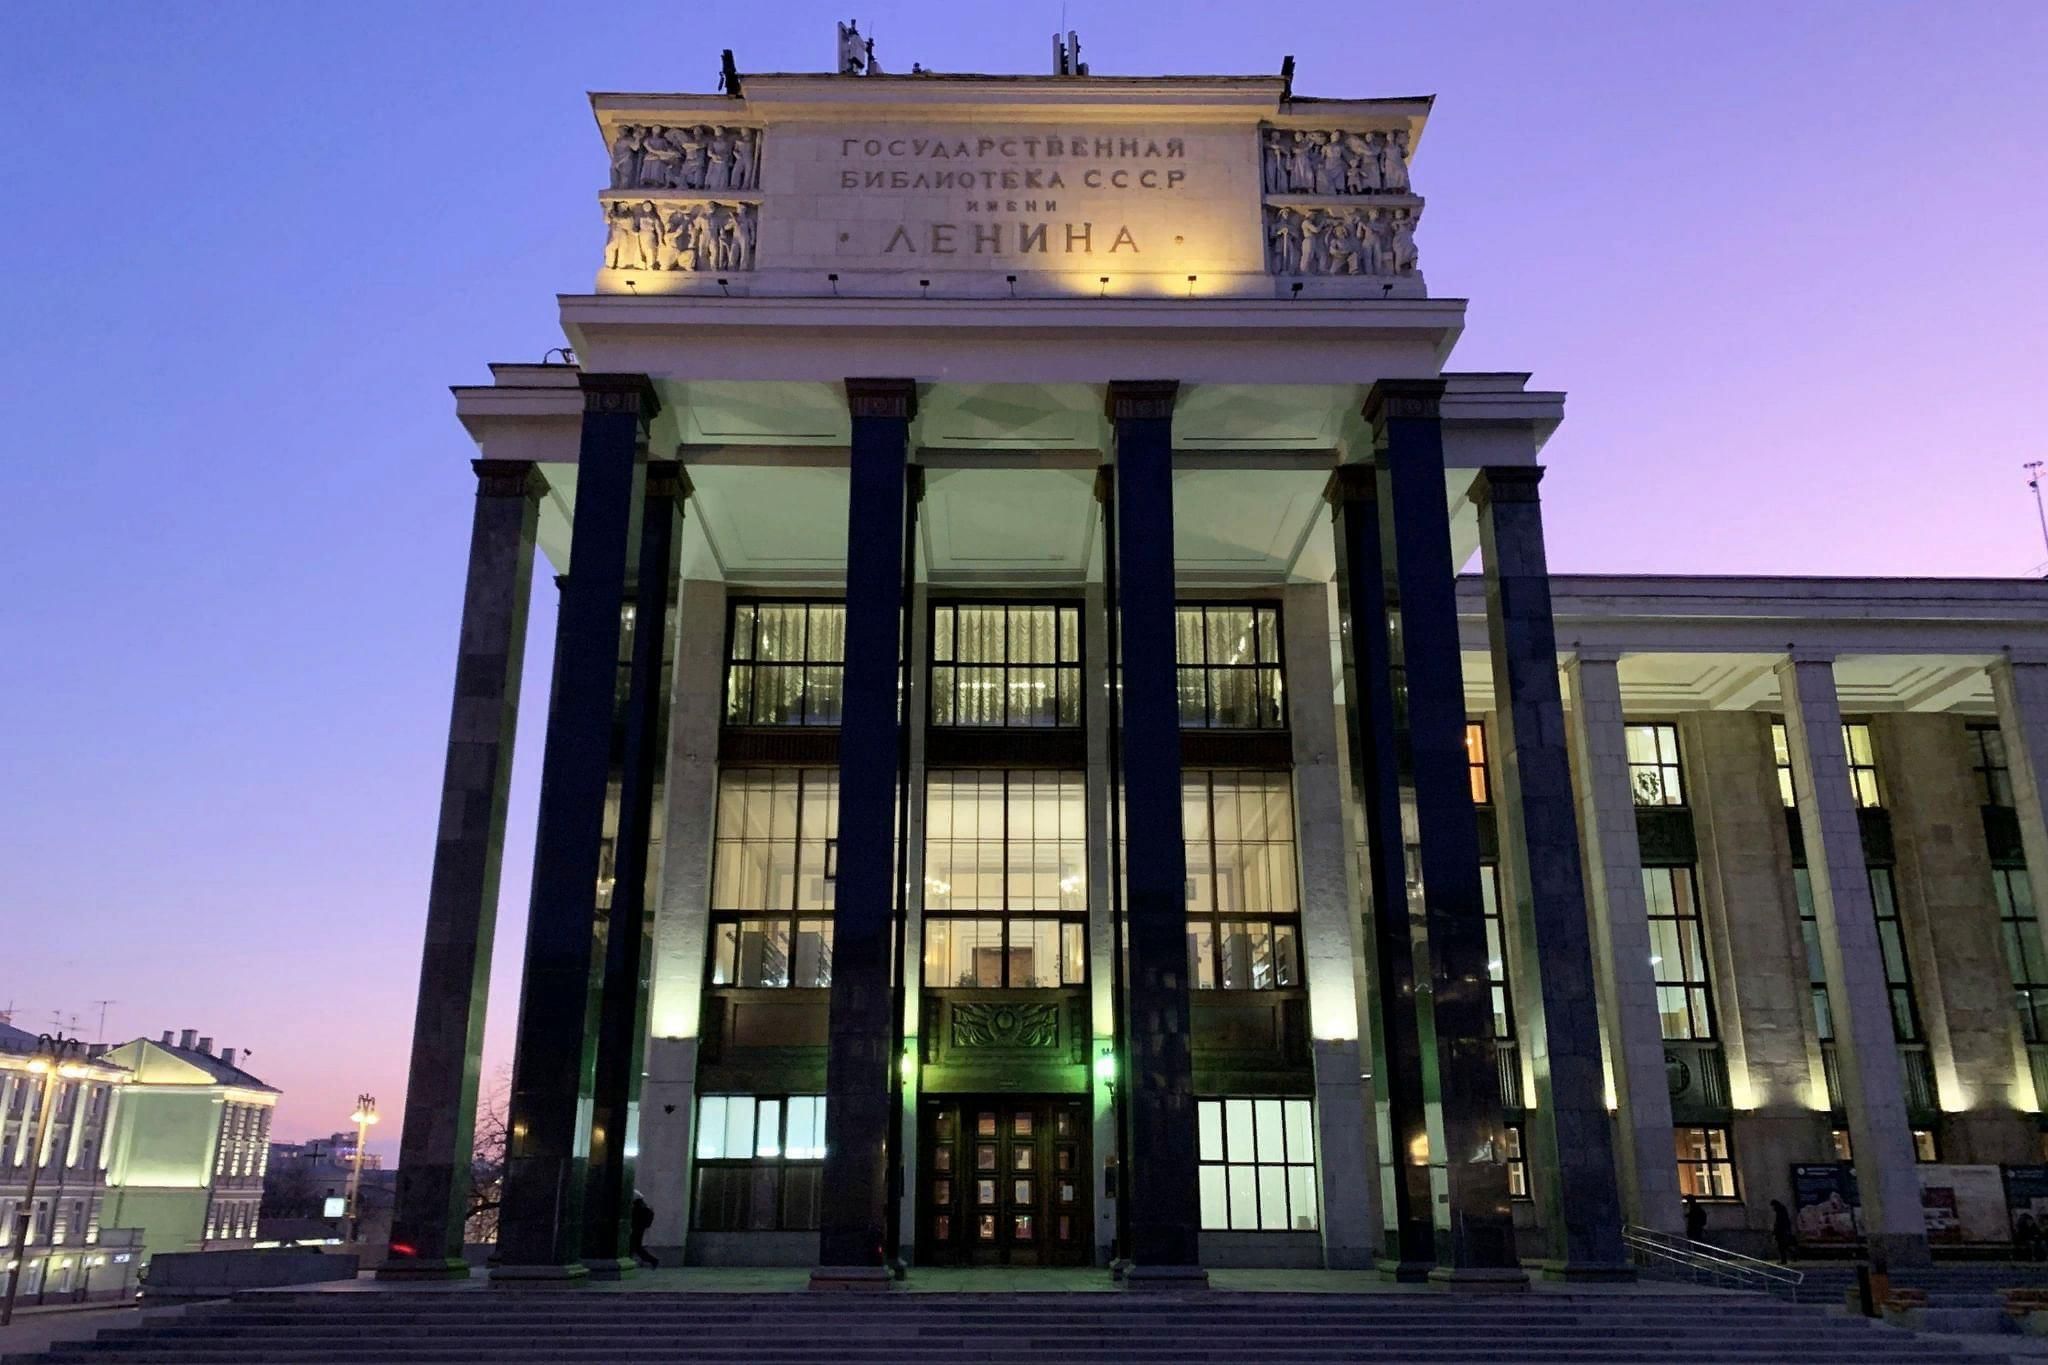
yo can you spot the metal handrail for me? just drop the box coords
[1622,1224,1806,1301]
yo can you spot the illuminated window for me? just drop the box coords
[1503,1123,1530,1201]
[724,601,846,726]
[1196,1097,1318,1232]
[1183,772,1301,991]
[708,770,838,988]
[930,603,1081,727]
[1843,722,1883,809]
[1175,604,1286,729]
[692,1094,826,1231]
[1996,868,2048,1042]
[923,771,1087,988]
[1645,865,1714,1040]
[1771,722,1796,809]
[1481,866,1513,1040]
[1465,721,1491,806]
[1626,724,1685,806]
[1971,724,2015,807]
[1794,869,1833,1041]
[1830,1128,1852,1161]
[1674,1126,1737,1200]
[1912,1129,1940,1163]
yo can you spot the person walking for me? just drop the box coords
[630,1193,659,1269]
[1770,1198,1795,1263]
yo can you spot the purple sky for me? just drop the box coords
[3,2,2044,1154]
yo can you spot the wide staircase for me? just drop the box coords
[1791,1261,2048,1305]
[5,1289,2015,1364]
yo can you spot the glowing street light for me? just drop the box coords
[3,1033,87,1327]
[345,1094,379,1244]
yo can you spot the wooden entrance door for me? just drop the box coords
[919,1095,1090,1266]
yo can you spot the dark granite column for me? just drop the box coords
[1365,380,1522,1285]
[381,459,544,1279]
[1325,465,1435,1278]
[494,374,657,1280]
[816,378,919,1282]
[582,463,688,1276]
[1107,380,1204,1284]
[1471,467,1629,1279]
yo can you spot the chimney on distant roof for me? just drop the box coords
[179,1029,197,1049]
[160,1030,174,1045]
[197,1037,213,1055]
[221,1048,236,1067]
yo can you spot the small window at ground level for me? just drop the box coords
[1196,1097,1317,1232]
[1674,1126,1737,1201]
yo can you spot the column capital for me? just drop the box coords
[1778,647,1838,669]
[1362,378,1447,432]
[1104,379,1180,422]
[472,459,545,500]
[1469,465,1544,507]
[844,377,919,421]
[1323,463,1379,507]
[644,460,692,502]
[578,373,661,421]
[1565,647,1624,669]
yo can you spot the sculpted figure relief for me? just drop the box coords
[607,125,763,191]
[1264,204,1420,277]
[602,199,757,273]
[1261,125,1412,197]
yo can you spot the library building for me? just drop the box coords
[380,39,2048,1286]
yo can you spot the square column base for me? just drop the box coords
[809,1265,895,1291]
[374,1258,473,1282]
[1427,1266,1530,1293]
[1123,1264,1209,1291]
[1376,1258,1433,1283]
[1532,1259,1637,1283]
[489,1263,590,1286]
[581,1258,637,1281]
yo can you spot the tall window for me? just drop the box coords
[1196,1097,1318,1232]
[1674,1126,1738,1200]
[1465,721,1491,806]
[1644,865,1714,1040]
[1972,723,2015,807]
[708,770,837,988]
[923,771,1087,988]
[693,1094,826,1231]
[1998,867,2048,1043]
[1184,771,1301,990]
[1794,869,1833,1041]
[1771,722,1797,808]
[930,603,1081,728]
[1503,1123,1530,1201]
[1175,604,1285,730]
[1843,722,1883,808]
[1626,723,1685,806]
[724,601,846,726]
[1481,866,1513,1040]
[1869,866,1922,1042]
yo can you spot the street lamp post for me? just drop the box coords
[2,1033,85,1327]
[345,1094,378,1244]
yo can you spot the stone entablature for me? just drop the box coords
[587,77,1431,299]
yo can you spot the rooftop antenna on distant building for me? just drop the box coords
[90,1000,116,1041]
[2027,461,2048,574]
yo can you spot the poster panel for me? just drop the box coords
[1791,1162,1861,1246]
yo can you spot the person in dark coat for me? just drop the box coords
[1770,1198,1796,1262]
[630,1192,659,1268]
[1684,1195,1708,1243]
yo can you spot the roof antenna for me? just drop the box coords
[1280,55,1295,102]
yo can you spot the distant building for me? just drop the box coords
[96,1030,278,1258]
[262,1132,395,1248]
[0,1021,139,1302]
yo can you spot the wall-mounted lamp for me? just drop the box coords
[1186,274,1198,298]
[716,277,730,296]
[1006,274,1018,298]
[827,272,840,296]
[1289,281,1303,300]
[1098,275,1110,298]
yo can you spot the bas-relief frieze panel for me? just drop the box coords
[603,199,756,273]
[610,124,762,192]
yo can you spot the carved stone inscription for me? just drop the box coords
[755,122,1261,275]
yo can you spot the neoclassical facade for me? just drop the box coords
[382,59,2048,1282]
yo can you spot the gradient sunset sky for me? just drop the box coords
[3,2,2043,1154]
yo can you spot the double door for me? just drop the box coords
[919,1095,1090,1266]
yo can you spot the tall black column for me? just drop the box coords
[816,378,918,1278]
[382,460,543,1279]
[1365,380,1521,1283]
[582,462,688,1275]
[494,373,657,1278]
[1106,380,1204,1282]
[1472,467,1629,1277]
[1325,465,1435,1277]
